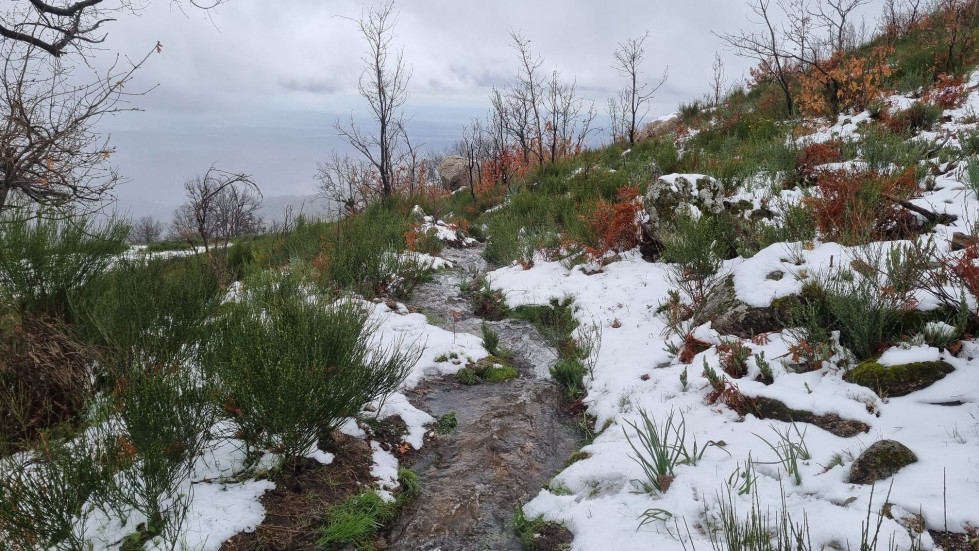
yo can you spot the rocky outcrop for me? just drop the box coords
[849,440,918,484]
[750,396,870,438]
[642,174,726,258]
[636,115,681,141]
[438,155,471,191]
[691,275,790,338]
[844,360,955,397]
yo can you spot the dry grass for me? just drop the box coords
[0,314,95,450]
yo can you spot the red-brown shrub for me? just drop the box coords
[796,140,844,187]
[805,168,920,245]
[924,73,968,109]
[582,186,643,262]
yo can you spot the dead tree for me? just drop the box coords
[610,31,667,144]
[335,1,410,199]
[0,0,226,58]
[315,152,379,216]
[171,167,260,274]
[717,0,797,115]
[130,215,163,244]
[509,31,546,165]
[0,41,157,213]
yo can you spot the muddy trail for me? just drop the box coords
[387,245,582,551]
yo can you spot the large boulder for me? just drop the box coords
[844,360,954,397]
[438,155,471,191]
[849,440,918,484]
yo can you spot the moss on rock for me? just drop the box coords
[849,439,918,484]
[844,359,954,397]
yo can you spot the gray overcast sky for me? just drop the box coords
[91,0,885,221]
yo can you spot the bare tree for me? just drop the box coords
[315,152,378,216]
[335,1,410,199]
[709,52,726,106]
[171,167,260,273]
[0,41,157,213]
[717,0,797,115]
[0,0,227,58]
[130,215,163,244]
[610,31,667,144]
[509,31,546,165]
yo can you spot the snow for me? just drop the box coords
[489,201,979,549]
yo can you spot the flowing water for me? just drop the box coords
[387,245,582,551]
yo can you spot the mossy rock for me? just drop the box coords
[692,275,790,338]
[751,396,870,438]
[849,439,918,485]
[844,360,954,397]
[457,356,518,384]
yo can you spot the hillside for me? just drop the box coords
[3,1,979,550]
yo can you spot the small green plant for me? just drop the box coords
[624,408,724,494]
[481,322,501,356]
[680,366,689,391]
[318,490,393,550]
[512,506,572,549]
[754,424,811,486]
[727,453,758,496]
[967,156,979,199]
[550,357,586,399]
[435,412,458,435]
[755,351,775,384]
[699,486,813,551]
[472,278,509,321]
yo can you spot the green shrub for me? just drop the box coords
[0,429,117,550]
[511,297,579,345]
[0,211,129,318]
[550,357,586,399]
[71,257,222,372]
[660,213,727,302]
[201,275,419,464]
[110,364,214,540]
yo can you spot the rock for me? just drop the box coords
[951,232,979,251]
[643,174,725,257]
[844,360,955,397]
[849,440,918,484]
[438,155,471,191]
[692,275,790,338]
[751,396,870,438]
[636,115,681,141]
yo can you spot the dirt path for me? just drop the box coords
[387,245,581,551]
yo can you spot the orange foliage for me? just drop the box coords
[797,46,894,117]
[949,244,979,306]
[581,186,643,262]
[805,168,919,245]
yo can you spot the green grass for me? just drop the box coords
[318,468,420,550]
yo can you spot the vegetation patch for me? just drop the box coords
[844,360,955,398]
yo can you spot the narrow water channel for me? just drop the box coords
[386,245,582,551]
